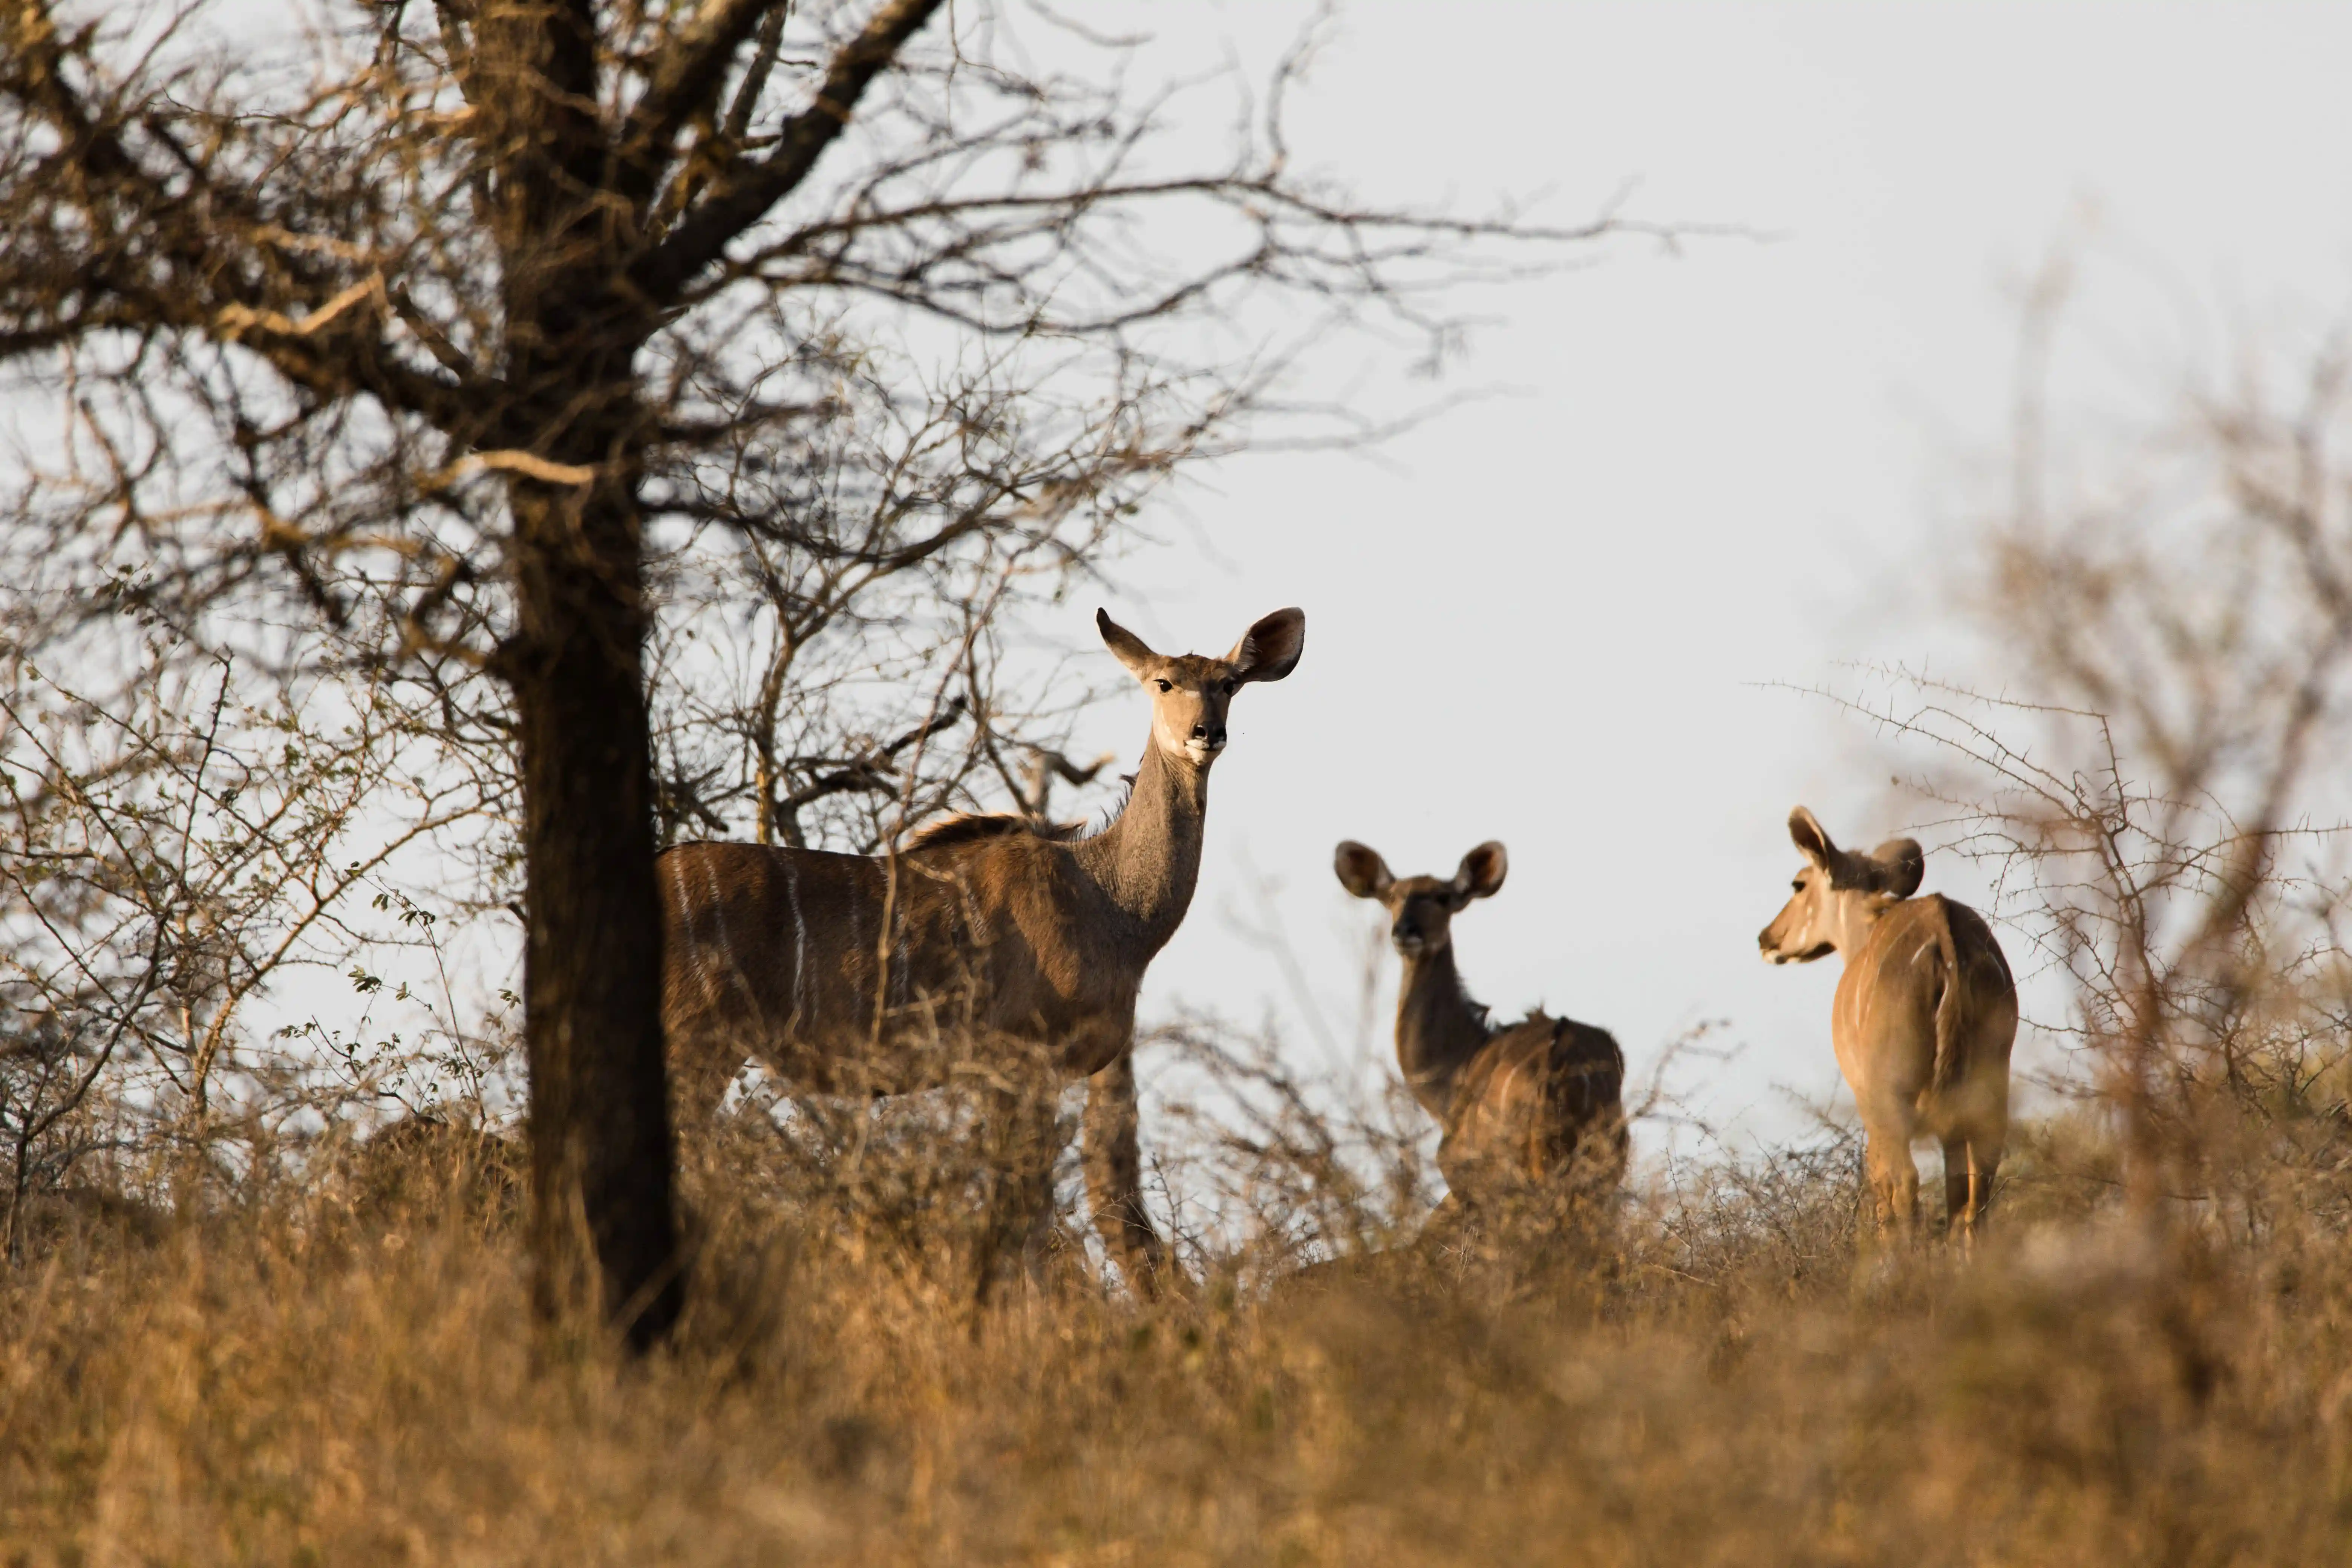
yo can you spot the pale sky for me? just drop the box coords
[1068,1,2352,1153]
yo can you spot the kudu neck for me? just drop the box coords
[1072,739,1209,954]
[1825,893,1900,961]
[1393,941,1490,1120]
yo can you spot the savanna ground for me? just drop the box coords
[7,1086,2349,1567]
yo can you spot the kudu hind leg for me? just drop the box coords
[972,1073,1069,1309]
[1863,1129,1920,1243]
[668,1038,746,1144]
[1415,1190,1476,1268]
[1941,1139,1972,1246]
[1943,1135,2001,1249]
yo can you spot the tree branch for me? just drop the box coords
[614,0,784,215]
[629,0,946,305]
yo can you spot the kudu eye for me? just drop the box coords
[1792,879,1805,893]
[1220,678,1238,695]
[1154,679,1172,693]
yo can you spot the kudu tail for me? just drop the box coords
[1929,899,1966,1096]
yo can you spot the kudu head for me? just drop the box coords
[1758,806,1925,964]
[1333,840,1509,959]
[1096,606,1306,769]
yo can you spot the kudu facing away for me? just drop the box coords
[1758,807,2018,1244]
[659,607,1306,1292]
[1334,841,1628,1236]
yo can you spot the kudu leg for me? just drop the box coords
[1944,1137,2000,1249]
[1972,1143,2002,1235]
[667,1041,742,1139]
[1863,1130,1920,1243]
[1941,1139,1973,1246]
[1083,1050,1170,1297]
[1418,1190,1473,1261]
[972,1074,1067,1311]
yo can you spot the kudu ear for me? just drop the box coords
[1452,841,1508,902]
[1333,841,1393,899]
[1871,838,1925,899]
[1096,608,1161,681]
[1227,607,1305,684]
[1787,806,1839,867]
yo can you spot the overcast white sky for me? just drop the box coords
[1057,1,2352,1152]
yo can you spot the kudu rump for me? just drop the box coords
[1759,807,2018,1243]
[1335,840,1627,1230]
[658,606,1306,1288]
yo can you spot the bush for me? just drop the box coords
[6,1098,2351,1566]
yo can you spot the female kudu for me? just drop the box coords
[659,606,1305,1292]
[1334,840,1627,1234]
[1757,806,2018,1244]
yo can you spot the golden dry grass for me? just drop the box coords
[5,1113,2352,1567]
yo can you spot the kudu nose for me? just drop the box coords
[1191,721,1227,748]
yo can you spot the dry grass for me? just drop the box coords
[6,1103,2352,1568]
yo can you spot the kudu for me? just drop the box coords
[658,606,1306,1292]
[1334,841,1627,1234]
[1757,807,2018,1244]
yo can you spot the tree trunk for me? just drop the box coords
[511,474,682,1349]
[479,0,681,1351]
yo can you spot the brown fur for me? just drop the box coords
[898,813,1087,851]
[659,606,1306,1286]
[1759,806,2019,1243]
[660,826,1151,1095]
[1334,840,1628,1217]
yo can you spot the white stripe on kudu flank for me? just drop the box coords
[671,858,717,1004]
[1496,1055,1530,1116]
[847,893,863,1014]
[784,859,808,1032]
[703,859,749,1009]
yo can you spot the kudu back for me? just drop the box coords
[1334,840,1627,1227]
[659,606,1305,1284]
[1758,806,2018,1242]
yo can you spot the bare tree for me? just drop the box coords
[0,0,1630,1339]
[0,630,492,1256]
[639,326,1158,853]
